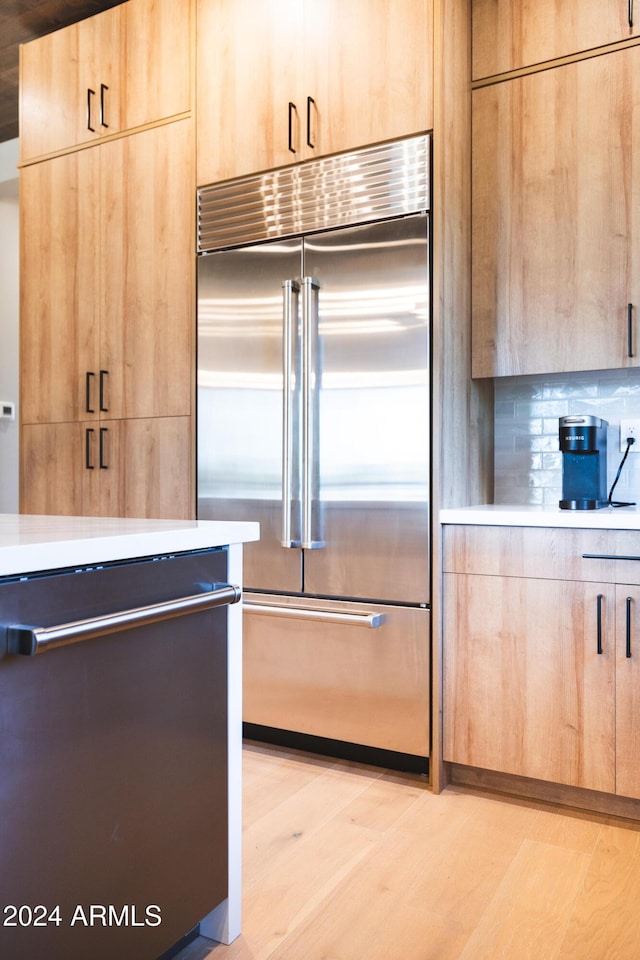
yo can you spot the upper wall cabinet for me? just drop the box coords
[19,0,192,162]
[473,0,640,80]
[472,46,640,379]
[196,0,432,187]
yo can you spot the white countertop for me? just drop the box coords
[0,514,260,577]
[440,504,640,531]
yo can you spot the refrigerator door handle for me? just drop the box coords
[281,279,301,548]
[302,276,324,549]
[244,601,385,628]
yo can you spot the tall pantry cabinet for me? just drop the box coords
[19,0,194,519]
[471,3,640,379]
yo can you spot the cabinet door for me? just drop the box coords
[99,417,194,519]
[615,586,640,799]
[20,6,123,161]
[20,148,101,426]
[473,0,640,80]
[119,0,192,133]
[20,0,191,163]
[196,0,431,187]
[304,0,431,161]
[472,48,640,378]
[20,422,101,516]
[100,121,193,421]
[196,0,302,185]
[443,573,616,792]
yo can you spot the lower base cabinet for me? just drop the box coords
[21,417,193,519]
[443,525,640,801]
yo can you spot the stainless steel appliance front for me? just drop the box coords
[197,136,431,757]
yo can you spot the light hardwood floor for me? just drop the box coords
[176,740,640,960]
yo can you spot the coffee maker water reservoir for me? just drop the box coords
[559,415,608,510]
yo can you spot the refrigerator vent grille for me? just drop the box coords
[197,135,430,252]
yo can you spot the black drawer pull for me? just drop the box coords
[627,596,633,658]
[87,87,95,131]
[99,427,108,469]
[629,303,634,358]
[100,83,109,128]
[306,95,315,148]
[583,554,640,562]
[85,371,95,413]
[99,369,109,412]
[85,428,95,470]
[288,101,297,154]
[597,593,604,655]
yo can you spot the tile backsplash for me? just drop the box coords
[494,368,640,506]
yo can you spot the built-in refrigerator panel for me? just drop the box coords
[302,216,429,604]
[197,239,303,594]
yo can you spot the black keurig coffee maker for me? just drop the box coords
[559,415,608,510]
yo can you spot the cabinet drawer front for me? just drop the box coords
[444,525,640,584]
[243,595,430,757]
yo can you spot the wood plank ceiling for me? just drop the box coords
[0,0,126,144]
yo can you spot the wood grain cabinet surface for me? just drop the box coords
[19,120,194,519]
[20,417,192,520]
[196,0,432,186]
[472,0,640,80]
[19,0,192,163]
[443,525,640,800]
[472,45,640,378]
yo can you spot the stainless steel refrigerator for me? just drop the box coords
[197,136,431,760]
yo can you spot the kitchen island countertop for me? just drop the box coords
[0,514,259,577]
[440,504,640,530]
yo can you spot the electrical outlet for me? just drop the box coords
[620,418,640,452]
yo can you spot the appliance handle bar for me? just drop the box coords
[244,601,385,628]
[282,279,300,548]
[6,583,242,656]
[301,276,323,549]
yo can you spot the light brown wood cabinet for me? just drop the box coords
[196,0,432,186]
[20,119,193,427]
[472,46,640,378]
[19,118,194,519]
[19,0,192,163]
[21,418,193,519]
[473,0,639,80]
[443,525,640,800]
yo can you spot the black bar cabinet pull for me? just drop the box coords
[630,0,634,29]
[627,596,633,658]
[597,593,604,655]
[99,369,109,412]
[288,102,297,154]
[87,88,95,131]
[85,428,95,470]
[85,371,95,413]
[306,96,315,148]
[583,553,640,562]
[100,83,109,128]
[99,427,108,469]
[628,303,634,358]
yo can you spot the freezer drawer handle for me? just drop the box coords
[243,601,385,628]
[5,582,242,656]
